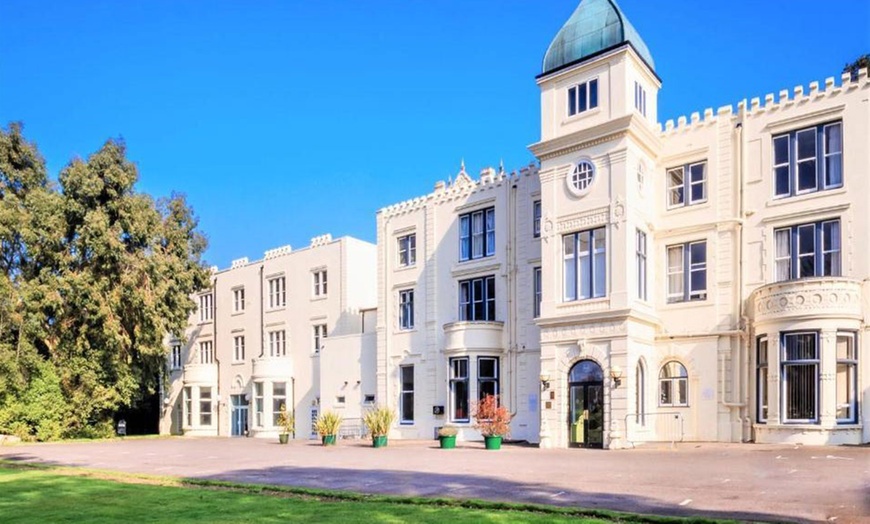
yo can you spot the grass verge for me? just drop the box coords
[0,460,737,524]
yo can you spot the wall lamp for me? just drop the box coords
[540,373,551,391]
[610,366,623,389]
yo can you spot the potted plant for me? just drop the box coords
[276,403,295,444]
[473,394,512,450]
[314,411,343,446]
[437,425,457,449]
[362,405,396,448]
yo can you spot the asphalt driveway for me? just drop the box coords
[1,438,867,523]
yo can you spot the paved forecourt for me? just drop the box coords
[1,438,867,523]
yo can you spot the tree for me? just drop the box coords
[0,123,210,439]
[843,54,869,81]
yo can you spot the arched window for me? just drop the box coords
[569,360,603,383]
[659,361,688,407]
[635,361,646,425]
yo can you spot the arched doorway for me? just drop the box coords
[568,360,604,448]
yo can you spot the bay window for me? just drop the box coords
[449,357,469,422]
[782,332,819,423]
[459,275,496,321]
[836,333,858,423]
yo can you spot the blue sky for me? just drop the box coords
[2,0,868,268]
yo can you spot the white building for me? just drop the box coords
[164,0,868,448]
[160,235,377,439]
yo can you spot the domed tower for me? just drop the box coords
[530,0,662,449]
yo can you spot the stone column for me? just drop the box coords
[819,329,838,427]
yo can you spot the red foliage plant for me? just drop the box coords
[472,394,512,437]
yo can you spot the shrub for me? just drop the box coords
[362,405,395,437]
[313,411,342,437]
[472,395,512,438]
[276,404,295,435]
[437,425,458,437]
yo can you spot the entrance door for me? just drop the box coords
[568,360,604,448]
[231,395,249,437]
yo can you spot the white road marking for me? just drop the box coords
[679,499,692,506]
[551,491,565,498]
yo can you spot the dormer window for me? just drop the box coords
[568,78,598,116]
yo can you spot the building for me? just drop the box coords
[163,0,868,447]
[160,235,377,439]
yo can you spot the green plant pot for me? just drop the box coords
[278,433,289,444]
[439,435,456,449]
[484,435,502,450]
[372,435,388,448]
[322,435,337,446]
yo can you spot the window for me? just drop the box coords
[364,394,376,404]
[567,78,598,116]
[659,361,688,407]
[268,276,286,308]
[313,270,327,296]
[774,220,840,282]
[449,357,469,422]
[637,162,645,193]
[199,293,213,321]
[459,207,495,261]
[233,287,245,312]
[459,275,496,321]
[478,357,499,401]
[183,386,192,427]
[533,267,542,318]
[836,332,858,423]
[757,336,768,423]
[635,361,646,426]
[567,160,595,195]
[634,81,647,117]
[533,200,542,238]
[782,332,819,423]
[563,227,606,301]
[336,396,346,405]
[233,335,245,363]
[399,289,414,330]
[170,344,182,370]
[199,341,214,364]
[400,365,414,424]
[199,387,213,426]
[398,234,416,267]
[313,324,327,352]
[272,382,286,427]
[667,241,707,303]
[254,382,264,427]
[773,121,842,197]
[268,330,286,357]
[667,161,706,208]
[636,230,647,301]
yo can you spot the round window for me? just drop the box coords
[567,160,595,196]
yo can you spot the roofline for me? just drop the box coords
[536,41,661,83]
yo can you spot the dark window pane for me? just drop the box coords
[690,242,706,264]
[568,87,576,115]
[691,182,705,202]
[826,155,842,187]
[578,83,587,112]
[690,269,706,293]
[797,160,817,191]
[775,166,791,195]
[479,358,496,378]
[796,130,816,160]
[589,79,598,108]
[773,136,789,164]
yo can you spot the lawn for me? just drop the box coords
[0,466,621,524]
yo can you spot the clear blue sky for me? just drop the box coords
[2,1,868,268]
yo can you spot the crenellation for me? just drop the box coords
[793,84,804,100]
[231,257,249,269]
[264,244,292,259]
[310,233,333,247]
[690,111,700,124]
[809,80,819,96]
[825,76,835,90]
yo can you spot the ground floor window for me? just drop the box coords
[272,382,287,427]
[659,361,688,407]
[254,382,264,427]
[635,361,645,425]
[449,357,469,422]
[199,387,213,426]
[782,332,818,423]
[477,357,499,401]
[836,332,858,423]
[183,386,192,427]
[400,365,414,424]
[757,336,769,423]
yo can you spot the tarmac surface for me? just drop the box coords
[2,437,868,523]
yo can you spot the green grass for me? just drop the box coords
[0,463,735,524]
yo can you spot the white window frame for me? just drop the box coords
[398,289,414,330]
[836,332,858,424]
[398,234,416,267]
[773,121,843,198]
[459,207,495,262]
[253,381,264,428]
[756,336,768,423]
[267,276,286,309]
[533,266,542,318]
[313,270,328,297]
[183,386,192,427]
[774,220,840,282]
[233,287,245,313]
[199,293,213,322]
[400,365,414,425]
[563,227,606,302]
[459,275,496,321]
[567,77,599,117]
[636,229,647,301]
[313,324,327,353]
[170,344,182,370]
[634,81,647,117]
[477,357,499,401]
[666,161,707,209]
[659,361,688,407]
[233,335,245,363]
[268,330,286,357]
[272,382,287,428]
[567,160,595,196]
[533,200,541,238]
[199,387,213,426]
[449,357,470,422]
[635,361,646,426]
[666,241,706,303]
[199,340,214,364]
[781,332,819,424]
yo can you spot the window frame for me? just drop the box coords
[398,289,414,330]
[666,161,707,209]
[772,121,843,198]
[836,332,858,424]
[313,270,328,297]
[781,331,819,424]
[533,200,542,238]
[533,266,542,318]
[659,361,689,407]
[635,360,646,426]
[271,381,287,428]
[398,233,417,267]
[477,357,500,402]
[254,382,264,428]
[634,81,647,117]
[199,341,214,364]
[400,365,414,425]
[233,287,245,313]
[636,229,647,301]
[170,344,182,370]
[756,336,769,424]
[567,77,599,117]
[773,219,840,282]
[267,276,286,309]
[268,330,286,357]
[183,386,192,427]
[199,293,213,322]
[458,275,496,322]
[313,324,327,353]
[233,335,245,363]
[567,160,596,196]
[666,241,707,303]
[459,207,495,262]
[563,227,606,302]
[199,387,213,426]
[449,357,470,422]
